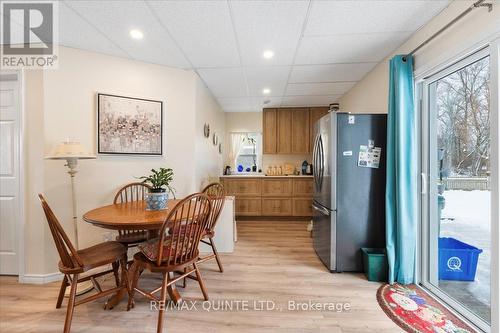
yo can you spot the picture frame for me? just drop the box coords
[97,93,163,155]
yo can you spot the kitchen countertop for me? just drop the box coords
[220,174,313,178]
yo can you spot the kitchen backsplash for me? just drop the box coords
[262,154,312,175]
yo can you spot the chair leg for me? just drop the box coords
[56,275,68,309]
[63,274,78,333]
[193,263,209,301]
[182,267,187,288]
[209,238,224,273]
[127,262,139,311]
[112,261,120,287]
[156,273,169,333]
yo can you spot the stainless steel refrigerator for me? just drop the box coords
[312,112,387,272]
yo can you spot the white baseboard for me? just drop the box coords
[19,272,63,284]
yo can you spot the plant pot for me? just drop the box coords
[145,191,168,211]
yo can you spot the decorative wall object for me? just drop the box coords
[204,123,210,138]
[219,143,222,154]
[97,93,163,155]
[213,133,218,146]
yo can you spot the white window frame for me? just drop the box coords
[416,38,499,333]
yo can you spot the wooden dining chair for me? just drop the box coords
[114,182,152,248]
[127,193,212,333]
[197,182,226,272]
[38,194,130,333]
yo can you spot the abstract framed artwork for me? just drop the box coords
[97,93,163,155]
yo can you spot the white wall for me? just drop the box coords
[339,0,500,113]
[24,47,224,275]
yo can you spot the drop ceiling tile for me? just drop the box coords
[244,66,290,97]
[281,95,341,107]
[305,0,450,36]
[296,32,411,64]
[230,0,308,66]
[197,67,247,98]
[285,82,356,96]
[217,97,254,112]
[250,96,283,110]
[146,1,240,68]
[59,2,129,58]
[289,63,376,83]
[63,0,189,68]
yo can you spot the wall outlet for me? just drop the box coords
[102,232,113,242]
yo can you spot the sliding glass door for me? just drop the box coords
[420,49,492,331]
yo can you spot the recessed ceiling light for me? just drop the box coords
[262,50,274,59]
[262,88,271,95]
[129,29,144,40]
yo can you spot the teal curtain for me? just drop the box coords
[386,55,417,285]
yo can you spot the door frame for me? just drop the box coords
[0,70,25,281]
[416,39,499,333]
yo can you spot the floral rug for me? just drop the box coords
[377,283,475,333]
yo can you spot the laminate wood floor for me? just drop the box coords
[0,221,401,333]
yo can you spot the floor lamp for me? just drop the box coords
[46,141,96,295]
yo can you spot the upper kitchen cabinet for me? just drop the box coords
[291,108,310,154]
[263,106,329,155]
[277,108,292,154]
[263,108,277,154]
[309,107,329,152]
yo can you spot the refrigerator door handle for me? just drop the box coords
[312,202,330,216]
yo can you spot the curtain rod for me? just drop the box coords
[403,0,493,61]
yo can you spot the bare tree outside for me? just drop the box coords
[436,57,490,178]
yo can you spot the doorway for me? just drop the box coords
[420,49,492,331]
[0,72,22,276]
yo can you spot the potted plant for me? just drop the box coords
[139,168,175,211]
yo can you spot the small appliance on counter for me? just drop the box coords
[301,160,313,175]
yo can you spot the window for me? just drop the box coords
[234,132,262,173]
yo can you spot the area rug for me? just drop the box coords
[377,283,475,333]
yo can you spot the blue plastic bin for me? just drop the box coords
[438,237,483,281]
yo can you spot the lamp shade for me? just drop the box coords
[45,141,96,160]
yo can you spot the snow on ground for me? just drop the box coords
[438,190,491,320]
[441,190,491,230]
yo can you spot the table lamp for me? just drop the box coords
[46,141,96,295]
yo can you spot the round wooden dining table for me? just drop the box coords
[83,199,183,309]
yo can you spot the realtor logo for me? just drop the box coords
[1,1,58,68]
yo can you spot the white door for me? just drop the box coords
[0,74,21,275]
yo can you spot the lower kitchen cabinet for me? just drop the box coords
[235,197,262,216]
[262,198,292,216]
[221,177,312,218]
[292,198,313,216]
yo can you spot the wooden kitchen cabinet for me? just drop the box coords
[221,176,313,218]
[292,178,313,196]
[277,108,292,154]
[262,179,292,197]
[235,197,262,216]
[291,108,310,154]
[262,198,292,216]
[309,107,329,152]
[293,198,313,216]
[263,108,277,154]
[223,179,261,196]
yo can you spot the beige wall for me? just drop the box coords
[224,111,311,172]
[24,47,224,275]
[194,77,225,189]
[340,0,500,114]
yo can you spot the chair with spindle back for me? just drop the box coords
[114,182,152,248]
[197,182,226,272]
[38,194,129,333]
[127,193,212,333]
